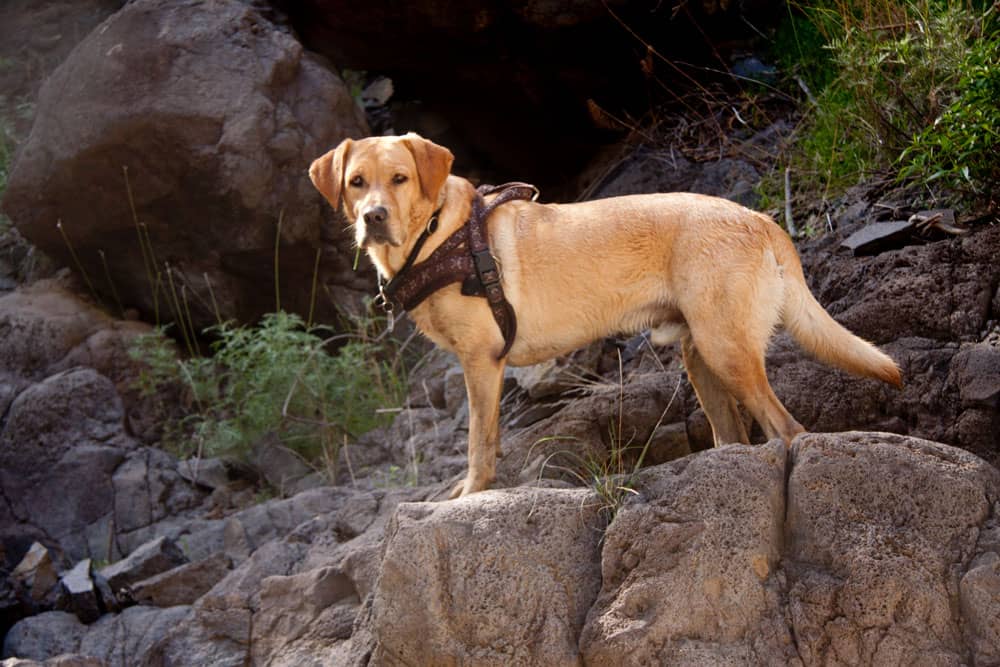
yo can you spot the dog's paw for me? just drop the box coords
[448,475,493,499]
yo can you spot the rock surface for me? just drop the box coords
[2,0,370,328]
[370,487,606,665]
[4,433,998,666]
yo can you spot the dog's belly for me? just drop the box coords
[505,295,683,367]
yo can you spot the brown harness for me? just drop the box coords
[374,182,538,359]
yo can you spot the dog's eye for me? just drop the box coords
[392,173,408,185]
[349,175,366,188]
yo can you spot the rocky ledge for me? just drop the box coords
[1,432,997,666]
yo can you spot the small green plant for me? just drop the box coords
[129,307,408,479]
[533,352,683,522]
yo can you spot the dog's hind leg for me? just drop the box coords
[690,325,804,444]
[682,255,805,445]
[681,336,749,446]
[450,353,507,498]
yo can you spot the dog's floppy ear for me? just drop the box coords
[400,133,454,204]
[309,138,352,209]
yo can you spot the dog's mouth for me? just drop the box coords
[359,226,402,249]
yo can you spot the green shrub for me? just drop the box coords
[773,0,998,209]
[899,39,1000,194]
[130,309,407,476]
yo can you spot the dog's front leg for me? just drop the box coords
[449,352,506,498]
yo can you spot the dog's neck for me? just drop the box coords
[366,175,476,279]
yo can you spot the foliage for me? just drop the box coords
[898,40,1000,193]
[129,309,407,477]
[771,0,999,209]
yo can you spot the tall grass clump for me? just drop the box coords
[129,306,408,479]
[775,0,998,207]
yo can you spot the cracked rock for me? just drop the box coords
[97,537,186,598]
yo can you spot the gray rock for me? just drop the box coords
[251,566,360,664]
[841,220,915,255]
[0,656,106,667]
[253,433,315,494]
[130,553,231,608]
[176,457,232,491]
[950,342,1000,409]
[0,367,130,561]
[2,611,86,661]
[55,561,100,624]
[960,552,1000,665]
[97,537,186,596]
[77,605,190,667]
[369,487,606,665]
[148,540,309,667]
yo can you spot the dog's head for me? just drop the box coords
[309,133,454,252]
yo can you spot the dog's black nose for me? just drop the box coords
[363,206,388,226]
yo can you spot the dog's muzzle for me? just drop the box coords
[359,205,399,247]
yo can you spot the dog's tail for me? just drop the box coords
[772,228,902,388]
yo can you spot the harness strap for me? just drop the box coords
[377,182,536,359]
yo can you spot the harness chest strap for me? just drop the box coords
[377,182,538,359]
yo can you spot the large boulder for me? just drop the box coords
[354,434,999,665]
[2,0,370,329]
[369,487,606,665]
[580,441,793,664]
[783,432,1000,666]
[0,368,133,562]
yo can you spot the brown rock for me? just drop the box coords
[580,441,794,665]
[2,0,369,329]
[369,487,606,666]
[129,553,231,608]
[785,432,1000,665]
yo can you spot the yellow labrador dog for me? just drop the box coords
[309,133,901,498]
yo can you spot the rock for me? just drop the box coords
[442,365,466,414]
[368,487,606,665]
[251,566,360,665]
[55,561,100,625]
[129,553,231,608]
[784,432,1000,665]
[97,537,186,596]
[950,342,1000,409]
[11,544,59,606]
[147,540,310,667]
[580,441,793,664]
[3,0,370,329]
[840,220,915,255]
[498,370,694,488]
[77,605,190,667]
[0,281,147,383]
[0,367,132,561]
[1,655,106,667]
[960,552,1000,664]
[111,449,203,540]
[3,612,87,661]
[175,458,232,491]
[253,433,315,494]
